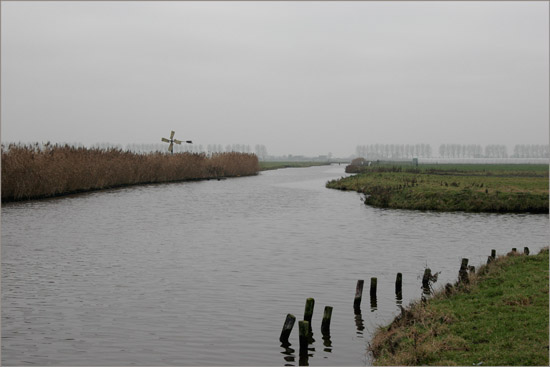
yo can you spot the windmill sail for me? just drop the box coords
[161,130,192,154]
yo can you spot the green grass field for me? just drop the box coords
[327,164,548,213]
[370,248,549,366]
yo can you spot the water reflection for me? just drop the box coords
[354,307,365,337]
[322,333,332,353]
[370,294,378,312]
[395,292,403,308]
[280,342,295,366]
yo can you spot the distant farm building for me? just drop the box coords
[350,157,368,166]
[346,157,371,173]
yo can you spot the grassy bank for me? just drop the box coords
[259,161,331,171]
[326,164,549,213]
[369,247,549,365]
[1,143,259,202]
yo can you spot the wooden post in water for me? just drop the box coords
[298,320,309,356]
[304,298,315,325]
[395,273,403,295]
[354,280,364,311]
[459,258,469,284]
[370,277,377,298]
[321,306,333,336]
[524,247,530,255]
[279,314,296,344]
[422,268,431,294]
[491,249,496,259]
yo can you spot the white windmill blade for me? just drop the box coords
[170,131,175,139]
[173,139,183,145]
[168,142,174,152]
[161,137,170,143]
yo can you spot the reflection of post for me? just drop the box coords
[370,293,377,312]
[322,332,332,353]
[354,308,365,336]
[280,342,295,365]
[395,290,403,308]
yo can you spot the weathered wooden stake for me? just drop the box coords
[512,248,517,253]
[298,320,309,356]
[354,280,364,310]
[279,314,296,343]
[445,283,453,296]
[321,306,333,335]
[524,247,530,255]
[491,249,496,259]
[370,277,377,297]
[304,298,314,324]
[459,258,469,284]
[422,268,432,290]
[395,272,403,295]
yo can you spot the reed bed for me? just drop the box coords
[1,143,259,202]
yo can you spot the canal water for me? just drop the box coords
[2,164,548,365]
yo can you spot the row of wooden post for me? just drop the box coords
[280,247,531,356]
[280,298,334,357]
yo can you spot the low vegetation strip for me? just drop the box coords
[369,247,549,366]
[1,143,259,202]
[259,161,331,171]
[326,164,549,213]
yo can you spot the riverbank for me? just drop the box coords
[326,164,549,213]
[369,247,549,366]
[259,161,332,171]
[1,143,259,202]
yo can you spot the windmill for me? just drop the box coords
[161,130,192,154]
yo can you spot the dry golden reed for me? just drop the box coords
[1,143,259,202]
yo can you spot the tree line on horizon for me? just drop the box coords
[355,143,550,159]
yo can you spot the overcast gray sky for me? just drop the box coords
[1,1,548,157]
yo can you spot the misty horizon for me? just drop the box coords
[1,2,548,157]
